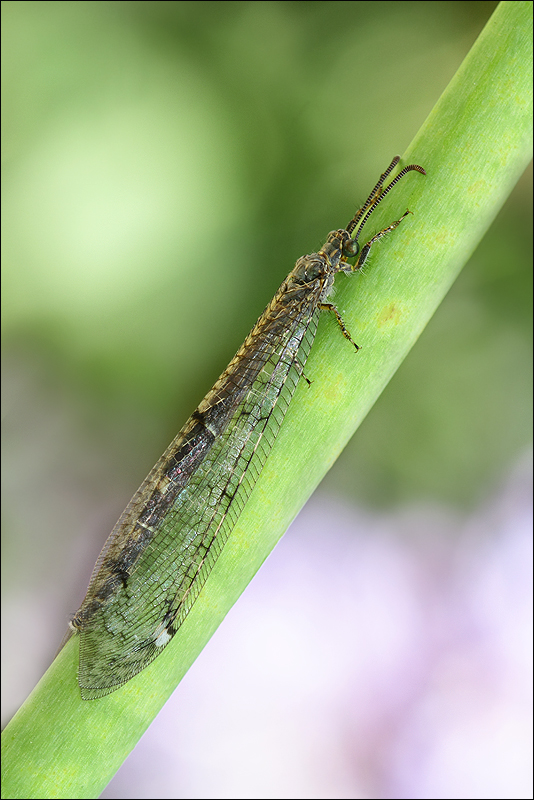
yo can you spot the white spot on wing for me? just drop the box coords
[154,629,172,648]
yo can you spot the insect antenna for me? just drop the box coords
[346,158,426,243]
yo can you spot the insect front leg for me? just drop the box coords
[353,209,412,272]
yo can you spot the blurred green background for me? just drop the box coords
[1,1,531,678]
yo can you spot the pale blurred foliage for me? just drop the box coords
[2,2,531,797]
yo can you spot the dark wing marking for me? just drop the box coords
[75,283,322,698]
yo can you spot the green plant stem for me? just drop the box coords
[2,2,532,798]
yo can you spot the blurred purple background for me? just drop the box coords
[2,2,532,797]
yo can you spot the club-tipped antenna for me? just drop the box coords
[346,157,426,243]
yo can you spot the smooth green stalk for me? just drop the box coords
[2,2,532,798]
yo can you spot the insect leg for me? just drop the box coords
[353,209,412,272]
[319,303,360,351]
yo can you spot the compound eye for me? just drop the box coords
[342,238,359,258]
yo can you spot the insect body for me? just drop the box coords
[66,156,425,699]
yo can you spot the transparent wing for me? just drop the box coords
[75,288,321,698]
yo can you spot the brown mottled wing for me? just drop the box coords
[73,279,322,698]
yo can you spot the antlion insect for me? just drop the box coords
[63,155,425,699]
